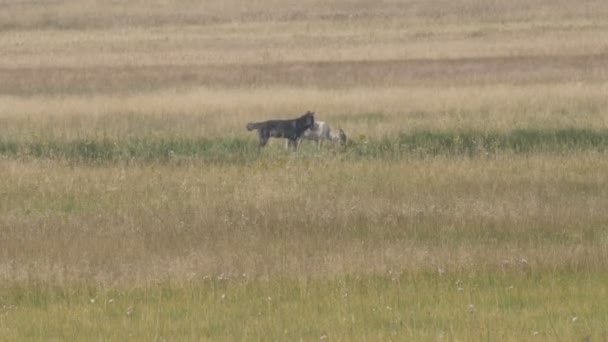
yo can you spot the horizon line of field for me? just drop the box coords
[1,128,607,162]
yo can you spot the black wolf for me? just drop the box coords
[246,111,315,150]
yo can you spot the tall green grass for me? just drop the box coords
[1,128,607,163]
[0,137,259,163]
[354,128,608,158]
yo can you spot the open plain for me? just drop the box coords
[1,0,608,340]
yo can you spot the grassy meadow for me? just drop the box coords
[1,0,608,340]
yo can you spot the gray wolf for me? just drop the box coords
[246,111,315,150]
[300,121,347,148]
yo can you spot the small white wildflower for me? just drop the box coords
[89,298,95,304]
[572,316,578,323]
[220,294,226,300]
[437,267,445,275]
[267,296,272,302]
[532,331,539,336]
[320,335,327,340]
[468,304,476,313]
[108,299,114,304]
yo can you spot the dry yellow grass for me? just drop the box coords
[2,19,608,68]
[1,0,608,95]
[1,0,608,339]
[1,84,607,140]
[1,153,607,285]
[0,0,607,285]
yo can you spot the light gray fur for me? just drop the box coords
[298,121,347,148]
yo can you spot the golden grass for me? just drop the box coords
[2,0,608,339]
[1,84,607,140]
[2,20,608,69]
[1,0,608,96]
[1,153,607,285]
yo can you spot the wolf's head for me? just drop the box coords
[299,111,315,130]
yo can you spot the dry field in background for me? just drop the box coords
[1,0,608,340]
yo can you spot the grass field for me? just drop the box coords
[1,0,608,340]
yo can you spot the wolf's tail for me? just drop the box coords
[246,122,261,131]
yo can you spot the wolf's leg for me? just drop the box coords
[287,138,298,151]
[258,130,269,147]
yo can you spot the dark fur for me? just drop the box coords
[246,111,315,150]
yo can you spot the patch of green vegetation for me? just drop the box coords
[0,137,260,164]
[1,128,607,163]
[1,272,606,340]
[347,128,608,159]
